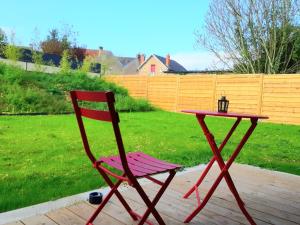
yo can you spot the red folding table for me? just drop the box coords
[182,110,268,225]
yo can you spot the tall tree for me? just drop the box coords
[197,0,300,74]
[41,29,67,55]
[41,25,77,56]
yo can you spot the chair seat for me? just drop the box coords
[98,152,182,178]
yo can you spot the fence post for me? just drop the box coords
[257,74,264,115]
[211,74,217,111]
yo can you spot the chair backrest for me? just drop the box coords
[70,90,130,172]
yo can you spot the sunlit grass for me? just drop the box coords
[0,111,299,212]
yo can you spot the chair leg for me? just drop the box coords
[133,170,176,225]
[96,168,138,221]
[86,168,138,225]
[86,178,123,225]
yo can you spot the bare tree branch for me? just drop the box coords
[196,0,300,74]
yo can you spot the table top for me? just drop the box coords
[182,110,269,119]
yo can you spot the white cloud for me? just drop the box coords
[172,51,231,71]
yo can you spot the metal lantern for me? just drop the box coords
[218,96,229,113]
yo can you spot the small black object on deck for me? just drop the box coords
[89,192,103,205]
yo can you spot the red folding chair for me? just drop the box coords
[70,90,182,225]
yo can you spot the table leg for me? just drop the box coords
[183,117,241,199]
[184,116,258,225]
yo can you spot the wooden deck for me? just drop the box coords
[4,163,300,225]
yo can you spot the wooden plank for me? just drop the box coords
[94,196,144,225]
[262,96,300,102]
[263,79,300,83]
[179,164,300,199]
[229,173,300,203]
[163,187,269,225]
[3,222,24,225]
[267,116,300,124]
[46,208,85,225]
[263,92,300,99]
[107,194,185,225]
[142,185,246,225]
[261,105,300,113]
[262,111,300,119]
[170,172,299,225]
[179,89,214,94]
[206,193,297,225]
[263,75,300,79]
[215,87,260,91]
[171,165,300,214]
[67,201,124,225]
[21,215,57,225]
[119,184,221,225]
[180,83,214,86]
[260,111,300,118]
[215,93,260,97]
[230,164,300,190]
[263,88,300,93]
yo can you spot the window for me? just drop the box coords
[150,64,156,73]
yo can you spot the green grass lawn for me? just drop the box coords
[0,111,299,212]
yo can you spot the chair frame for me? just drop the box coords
[70,90,178,225]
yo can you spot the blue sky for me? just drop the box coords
[0,0,218,69]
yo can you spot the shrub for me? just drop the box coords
[32,51,44,72]
[115,95,154,112]
[59,50,71,74]
[80,56,92,73]
[4,45,21,61]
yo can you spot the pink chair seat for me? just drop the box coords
[99,152,181,177]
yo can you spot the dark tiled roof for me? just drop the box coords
[154,54,187,72]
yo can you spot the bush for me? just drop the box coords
[32,51,44,72]
[4,45,21,61]
[0,63,155,114]
[80,56,92,73]
[115,95,154,112]
[59,50,71,74]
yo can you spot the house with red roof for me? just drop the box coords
[81,47,186,75]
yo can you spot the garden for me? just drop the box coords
[0,64,299,213]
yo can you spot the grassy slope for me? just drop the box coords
[0,111,299,212]
[0,63,154,113]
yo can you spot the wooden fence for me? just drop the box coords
[105,74,300,125]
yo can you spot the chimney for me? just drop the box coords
[166,54,170,67]
[141,54,145,64]
[98,46,103,56]
[137,53,145,65]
